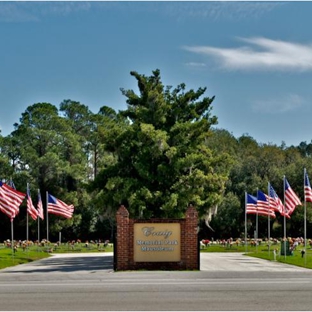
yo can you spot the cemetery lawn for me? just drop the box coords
[0,247,49,270]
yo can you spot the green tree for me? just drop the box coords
[93,69,231,219]
[10,103,85,239]
[209,192,242,239]
[0,135,17,179]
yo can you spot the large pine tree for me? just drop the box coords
[93,69,230,218]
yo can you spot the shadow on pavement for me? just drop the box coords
[1,255,114,274]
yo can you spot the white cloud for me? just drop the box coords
[183,37,312,72]
[160,2,281,21]
[0,2,92,22]
[0,2,281,23]
[252,94,305,114]
[185,62,207,67]
[0,3,39,22]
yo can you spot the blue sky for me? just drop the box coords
[1,1,312,147]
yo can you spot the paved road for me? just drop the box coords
[1,252,312,310]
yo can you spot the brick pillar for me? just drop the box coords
[116,205,130,270]
[185,205,199,270]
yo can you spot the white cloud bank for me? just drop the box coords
[183,37,312,72]
[0,2,281,23]
[252,93,305,114]
[161,2,280,21]
[0,2,92,22]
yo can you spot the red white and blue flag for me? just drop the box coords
[246,193,257,211]
[284,178,302,217]
[256,190,276,218]
[268,183,285,216]
[47,193,74,219]
[0,181,26,221]
[304,172,312,203]
[27,185,38,221]
[246,191,275,218]
[37,190,44,220]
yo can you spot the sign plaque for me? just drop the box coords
[134,223,181,262]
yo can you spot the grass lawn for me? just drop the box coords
[0,247,50,270]
[0,242,114,270]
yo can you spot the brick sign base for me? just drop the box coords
[115,205,199,271]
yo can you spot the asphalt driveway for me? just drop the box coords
[1,251,310,274]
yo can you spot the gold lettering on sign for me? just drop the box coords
[133,223,181,262]
[141,227,172,239]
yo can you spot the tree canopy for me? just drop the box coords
[1,69,312,242]
[92,69,231,219]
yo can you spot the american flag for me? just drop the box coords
[47,193,74,219]
[37,190,44,220]
[246,191,275,218]
[256,190,276,218]
[304,172,312,203]
[0,181,26,221]
[268,183,285,215]
[27,185,38,221]
[284,178,302,216]
[246,193,267,215]
[246,193,257,210]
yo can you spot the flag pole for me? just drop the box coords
[8,178,15,258]
[283,175,286,261]
[256,210,258,253]
[26,213,29,249]
[245,191,247,254]
[46,191,49,242]
[256,188,258,254]
[37,213,40,250]
[11,219,14,258]
[267,182,271,257]
[26,183,29,248]
[37,189,41,251]
[304,168,307,267]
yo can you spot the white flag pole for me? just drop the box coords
[245,191,247,254]
[256,210,258,254]
[256,188,258,254]
[26,213,29,250]
[9,179,15,258]
[11,219,14,257]
[37,213,40,249]
[267,182,271,257]
[26,183,29,247]
[304,168,307,267]
[283,175,286,261]
[37,189,40,251]
[46,191,49,242]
